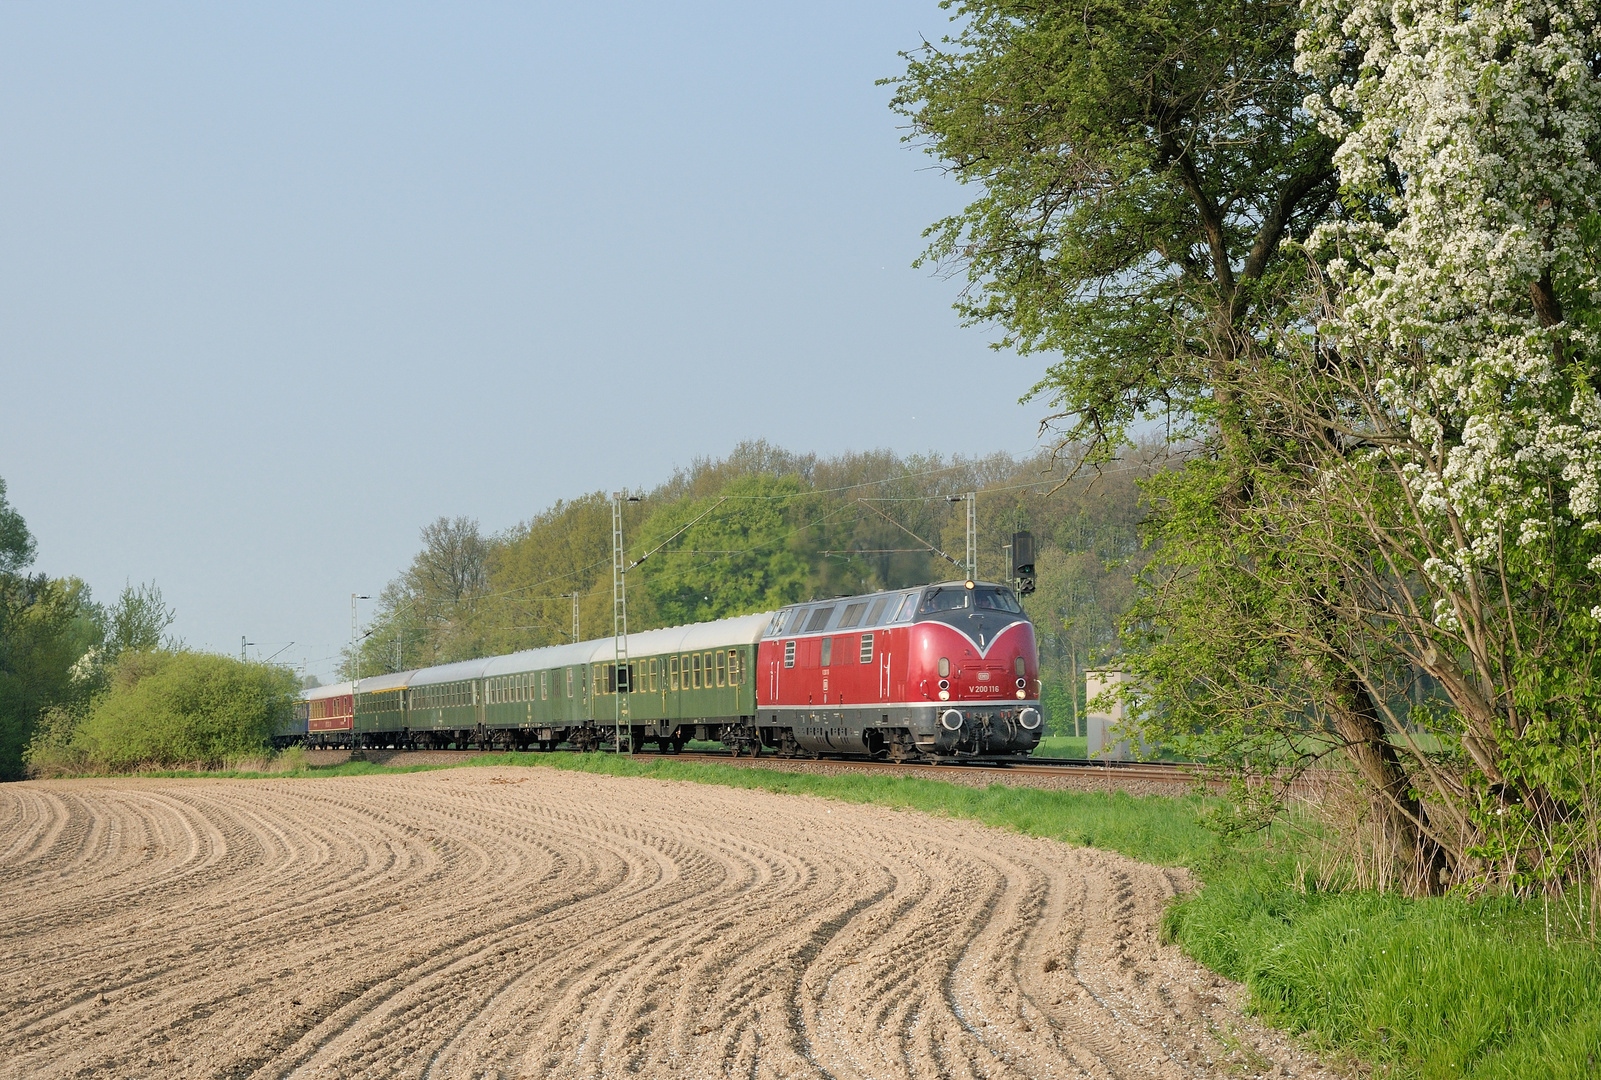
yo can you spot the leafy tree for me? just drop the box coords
[0,477,36,576]
[0,481,101,778]
[889,0,1341,469]
[639,474,811,625]
[0,575,88,778]
[73,651,299,768]
[105,581,177,659]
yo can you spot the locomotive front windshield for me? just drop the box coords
[918,586,1024,615]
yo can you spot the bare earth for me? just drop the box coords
[0,769,1336,1080]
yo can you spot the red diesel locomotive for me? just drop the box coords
[753,579,1041,760]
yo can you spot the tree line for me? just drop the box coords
[344,441,1162,737]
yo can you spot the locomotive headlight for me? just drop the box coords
[1016,690,1026,699]
[938,690,950,701]
[938,679,949,691]
[1016,677,1027,689]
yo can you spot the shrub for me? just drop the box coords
[74,650,298,769]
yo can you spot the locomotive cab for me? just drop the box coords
[904,582,1042,756]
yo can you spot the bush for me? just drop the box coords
[72,650,298,769]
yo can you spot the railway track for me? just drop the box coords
[334,746,1205,786]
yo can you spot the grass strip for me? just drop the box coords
[1165,853,1601,1078]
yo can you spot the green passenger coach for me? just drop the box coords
[326,612,771,754]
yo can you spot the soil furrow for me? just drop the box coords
[1,770,1334,1080]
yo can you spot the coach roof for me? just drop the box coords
[405,656,495,688]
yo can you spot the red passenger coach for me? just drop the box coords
[755,580,1042,760]
[303,682,355,748]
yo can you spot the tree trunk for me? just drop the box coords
[1327,674,1452,894]
[1070,651,1080,738]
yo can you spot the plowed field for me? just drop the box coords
[0,769,1331,1079]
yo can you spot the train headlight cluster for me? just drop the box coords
[1016,690,1026,699]
[938,690,950,701]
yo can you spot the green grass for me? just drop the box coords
[87,749,1601,1076]
[1032,734,1089,758]
[1166,850,1601,1078]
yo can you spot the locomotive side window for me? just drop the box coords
[784,641,796,668]
[894,594,918,621]
[820,637,833,668]
[859,634,873,664]
[865,597,888,625]
[786,608,809,634]
[839,602,866,629]
[805,606,835,633]
[670,655,680,689]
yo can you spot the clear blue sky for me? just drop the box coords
[1,2,1052,681]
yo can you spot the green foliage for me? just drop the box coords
[889,0,1339,457]
[72,651,299,769]
[0,477,36,576]
[105,581,176,658]
[1039,678,1076,737]
[639,474,810,625]
[1167,853,1601,1078]
[0,575,92,779]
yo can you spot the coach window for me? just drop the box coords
[820,637,833,668]
[731,650,742,684]
[715,650,726,686]
[704,652,714,686]
[670,655,680,689]
[567,669,574,698]
[784,641,796,668]
[860,634,874,664]
[649,658,659,691]
[691,653,702,688]
[541,672,547,700]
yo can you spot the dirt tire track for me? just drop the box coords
[0,770,1333,1079]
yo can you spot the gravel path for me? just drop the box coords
[0,769,1332,1079]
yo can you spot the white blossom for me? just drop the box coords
[1299,0,1601,585]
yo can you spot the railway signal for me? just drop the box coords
[1010,531,1036,596]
